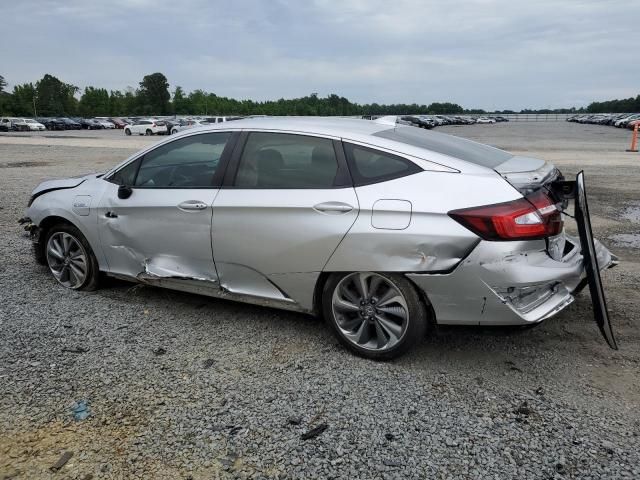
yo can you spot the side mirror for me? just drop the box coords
[118,185,133,199]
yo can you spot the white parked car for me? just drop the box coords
[5,118,46,131]
[170,119,209,134]
[95,119,116,129]
[124,119,166,136]
[475,117,496,124]
[203,116,244,124]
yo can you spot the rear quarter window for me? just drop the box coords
[343,143,422,186]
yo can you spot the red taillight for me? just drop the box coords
[448,190,562,241]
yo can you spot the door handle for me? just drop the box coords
[178,200,208,211]
[105,211,118,218]
[313,202,354,214]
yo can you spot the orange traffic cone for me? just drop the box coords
[627,123,639,152]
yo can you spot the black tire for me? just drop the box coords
[145,129,152,136]
[322,272,428,360]
[44,223,100,291]
[124,128,131,136]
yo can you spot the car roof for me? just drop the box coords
[115,117,505,175]
[192,116,390,138]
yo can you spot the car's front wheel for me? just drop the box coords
[45,224,100,291]
[323,272,428,360]
[145,129,152,136]
[124,128,131,136]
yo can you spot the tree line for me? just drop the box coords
[0,73,637,117]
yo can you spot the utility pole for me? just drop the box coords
[32,95,37,117]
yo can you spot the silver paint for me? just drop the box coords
[25,117,616,329]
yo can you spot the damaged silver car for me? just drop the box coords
[21,117,618,359]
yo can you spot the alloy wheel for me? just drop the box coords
[46,232,88,289]
[331,272,409,351]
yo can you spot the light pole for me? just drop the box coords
[33,95,37,117]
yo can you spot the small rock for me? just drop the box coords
[287,416,303,425]
[202,358,215,369]
[153,347,166,356]
[50,451,73,471]
[301,423,328,440]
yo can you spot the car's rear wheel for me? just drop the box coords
[323,272,428,360]
[145,129,152,136]
[45,224,99,291]
[124,128,131,136]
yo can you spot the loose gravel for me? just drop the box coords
[1,124,639,479]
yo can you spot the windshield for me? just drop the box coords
[374,126,513,168]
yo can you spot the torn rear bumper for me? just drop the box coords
[407,232,616,326]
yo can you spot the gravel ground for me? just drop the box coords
[1,123,639,479]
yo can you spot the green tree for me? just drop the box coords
[138,72,170,115]
[172,86,191,114]
[79,87,110,116]
[0,75,10,114]
[34,74,78,116]
[9,83,37,116]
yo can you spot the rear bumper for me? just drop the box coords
[407,232,616,326]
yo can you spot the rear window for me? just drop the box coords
[374,126,512,168]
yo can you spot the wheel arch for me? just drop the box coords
[313,271,436,327]
[35,215,79,264]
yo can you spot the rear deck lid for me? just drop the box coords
[494,156,560,194]
[574,171,618,349]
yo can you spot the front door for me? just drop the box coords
[212,131,358,298]
[97,131,235,284]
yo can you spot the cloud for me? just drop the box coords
[2,0,638,110]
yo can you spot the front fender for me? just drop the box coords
[27,183,109,271]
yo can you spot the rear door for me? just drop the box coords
[211,131,358,297]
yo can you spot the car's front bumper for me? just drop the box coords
[407,232,616,326]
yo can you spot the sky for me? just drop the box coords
[2,0,638,110]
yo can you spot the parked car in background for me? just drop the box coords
[170,119,210,134]
[123,119,166,136]
[567,113,640,128]
[36,118,62,130]
[21,117,618,359]
[627,119,640,130]
[203,116,243,123]
[0,117,11,132]
[9,118,46,131]
[95,118,116,129]
[59,117,82,130]
[475,117,496,124]
[79,118,104,130]
[109,118,127,129]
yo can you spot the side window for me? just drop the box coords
[343,143,422,186]
[108,158,140,185]
[117,132,231,188]
[234,132,338,188]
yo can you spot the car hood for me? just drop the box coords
[32,172,102,196]
[494,155,560,194]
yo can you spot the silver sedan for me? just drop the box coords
[21,117,618,359]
